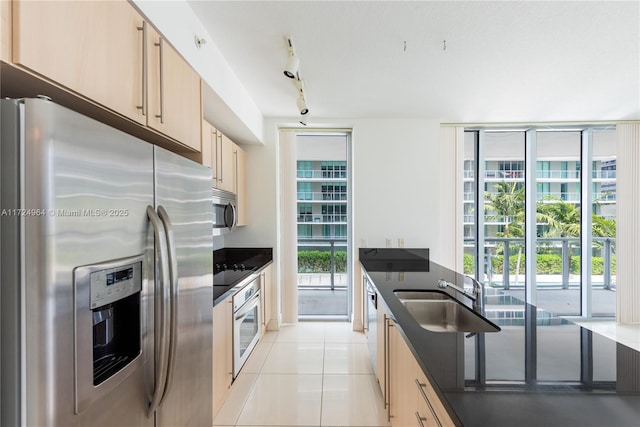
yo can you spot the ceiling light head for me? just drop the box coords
[284,54,299,79]
[297,95,309,115]
[299,114,310,126]
[283,35,299,79]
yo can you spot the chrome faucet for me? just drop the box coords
[438,277,483,311]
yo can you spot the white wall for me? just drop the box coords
[227,118,451,326]
[227,118,447,247]
[352,119,444,256]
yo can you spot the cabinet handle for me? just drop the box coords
[234,149,238,194]
[384,315,392,420]
[218,133,224,183]
[154,37,165,123]
[415,379,442,427]
[415,412,427,427]
[212,130,218,181]
[136,21,147,116]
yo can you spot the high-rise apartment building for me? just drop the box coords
[297,160,348,240]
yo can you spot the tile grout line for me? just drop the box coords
[232,330,278,427]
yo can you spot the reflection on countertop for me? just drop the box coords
[360,248,640,427]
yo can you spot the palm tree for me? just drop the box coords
[484,181,525,286]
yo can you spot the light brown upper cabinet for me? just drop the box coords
[234,143,247,226]
[202,120,242,193]
[1,0,11,62]
[216,132,236,193]
[11,0,201,152]
[146,25,201,151]
[12,1,147,125]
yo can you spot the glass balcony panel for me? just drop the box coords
[536,131,581,316]
[297,239,348,316]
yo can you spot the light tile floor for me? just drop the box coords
[213,322,390,427]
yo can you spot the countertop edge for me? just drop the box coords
[213,260,273,306]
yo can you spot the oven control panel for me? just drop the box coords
[232,276,260,312]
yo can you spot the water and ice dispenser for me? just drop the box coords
[74,255,144,413]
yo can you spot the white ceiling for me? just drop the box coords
[188,1,640,124]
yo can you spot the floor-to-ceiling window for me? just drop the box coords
[463,126,617,388]
[296,132,352,319]
[463,126,617,318]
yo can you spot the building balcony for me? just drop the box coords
[464,169,616,181]
[297,170,347,180]
[297,192,348,201]
[297,214,347,224]
[463,237,616,293]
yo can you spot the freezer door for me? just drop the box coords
[153,147,213,426]
[1,98,155,427]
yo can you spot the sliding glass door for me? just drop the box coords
[464,127,617,318]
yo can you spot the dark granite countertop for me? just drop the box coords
[360,248,640,427]
[212,247,272,305]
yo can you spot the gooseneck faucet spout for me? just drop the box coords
[438,278,483,311]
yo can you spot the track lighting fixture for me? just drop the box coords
[283,35,310,124]
[294,77,308,115]
[297,94,309,115]
[283,36,299,78]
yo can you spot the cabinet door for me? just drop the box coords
[201,120,214,169]
[389,321,418,426]
[212,298,233,417]
[234,144,247,226]
[147,25,201,151]
[1,0,10,62]
[260,265,272,332]
[13,0,146,124]
[377,304,389,410]
[415,368,455,427]
[216,133,236,193]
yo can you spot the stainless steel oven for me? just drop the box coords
[212,188,237,235]
[232,276,261,377]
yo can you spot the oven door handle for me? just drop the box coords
[235,293,260,321]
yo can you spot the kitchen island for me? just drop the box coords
[361,248,640,427]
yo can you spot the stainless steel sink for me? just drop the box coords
[394,290,500,333]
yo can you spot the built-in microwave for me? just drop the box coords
[212,188,237,235]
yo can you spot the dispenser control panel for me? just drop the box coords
[90,261,142,308]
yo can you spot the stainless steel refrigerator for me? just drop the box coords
[1,98,213,426]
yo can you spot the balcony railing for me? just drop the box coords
[297,214,347,223]
[297,192,347,201]
[297,170,347,180]
[463,169,616,181]
[297,238,348,290]
[464,237,616,291]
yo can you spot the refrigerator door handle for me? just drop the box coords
[146,206,171,418]
[157,205,178,404]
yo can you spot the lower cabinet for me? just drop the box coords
[388,323,455,427]
[260,265,272,333]
[375,306,455,427]
[212,296,233,418]
[377,301,390,418]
